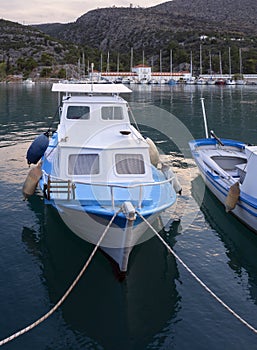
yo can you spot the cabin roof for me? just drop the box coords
[52,83,132,94]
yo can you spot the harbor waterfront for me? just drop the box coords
[1,83,257,349]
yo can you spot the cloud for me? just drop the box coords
[0,0,163,24]
[1,0,88,24]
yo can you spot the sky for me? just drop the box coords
[1,0,166,25]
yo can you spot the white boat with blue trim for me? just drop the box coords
[189,99,257,233]
[24,82,179,273]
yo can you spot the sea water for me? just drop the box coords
[1,82,257,349]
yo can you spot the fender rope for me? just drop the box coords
[136,211,257,335]
[0,209,121,346]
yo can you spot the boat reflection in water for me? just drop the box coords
[192,175,257,306]
[22,195,180,349]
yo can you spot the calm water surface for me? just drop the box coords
[1,83,257,349]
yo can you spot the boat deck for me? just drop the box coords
[198,147,247,181]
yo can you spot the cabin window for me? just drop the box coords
[115,154,145,174]
[68,154,99,175]
[101,106,123,120]
[67,106,90,119]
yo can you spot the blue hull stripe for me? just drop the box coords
[203,170,257,218]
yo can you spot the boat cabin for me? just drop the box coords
[46,83,154,186]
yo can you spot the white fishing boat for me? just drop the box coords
[226,78,236,85]
[189,98,257,232]
[196,77,207,85]
[206,77,216,85]
[23,81,179,272]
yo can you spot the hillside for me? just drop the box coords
[36,0,257,51]
[2,0,257,77]
[34,0,257,73]
[154,0,257,29]
[0,19,79,79]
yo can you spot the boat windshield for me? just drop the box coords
[67,106,90,120]
[101,106,124,120]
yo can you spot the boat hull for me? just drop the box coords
[190,138,257,233]
[53,201,163,272]
[199,170,257,232]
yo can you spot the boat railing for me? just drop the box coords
[42,170,174,209]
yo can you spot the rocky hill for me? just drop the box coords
[37,0,257,52]
[2,0,257,77]
[0,19,79,79]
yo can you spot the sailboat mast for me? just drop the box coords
[160,49,162,74]
[209,51,212,76]
[239,48,243,75]
[170,49,173,74]
[219,51,223,76]
[228,47,232,78]
[106,51,110,73]
[190,51,193,77]
[130,47,133,72]
[200,44,202,76]
[100,53,103,73]
[117,52,120,73]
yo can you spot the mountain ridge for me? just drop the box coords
[36,0,257,52]
[2,0,257,77]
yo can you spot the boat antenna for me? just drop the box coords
[200,97,209,138]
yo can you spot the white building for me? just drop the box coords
[132,64,152,81]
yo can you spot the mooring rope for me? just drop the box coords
[136,211,257,335]
[0,209,121,347]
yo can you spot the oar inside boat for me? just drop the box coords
[210,130,224,147]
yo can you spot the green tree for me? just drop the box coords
[57,68,66,78]
[40,52,54,66]
[40,67,52,77]
[0,62,7,80]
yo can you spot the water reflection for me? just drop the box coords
[0,83,57,143]
[192,175,257,306]
[22,195,181,349]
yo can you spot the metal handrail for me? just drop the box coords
[42,170,174,209]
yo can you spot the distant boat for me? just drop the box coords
[226,78,236,85]
[121,77,131,84]
[206,78,216,85]
[23,78,35,85]
[236,48,246,85]
[186,51,195,84]
[236,79,246,86]
[215,78,226,85]
[168,79,177,86]
[158,78,167,84]
[196,77,206,85]
[140,78,149,84]
[186,78,196,85]
[207,52,216,85]
[226,47,236,85]
[148,79,158,85]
